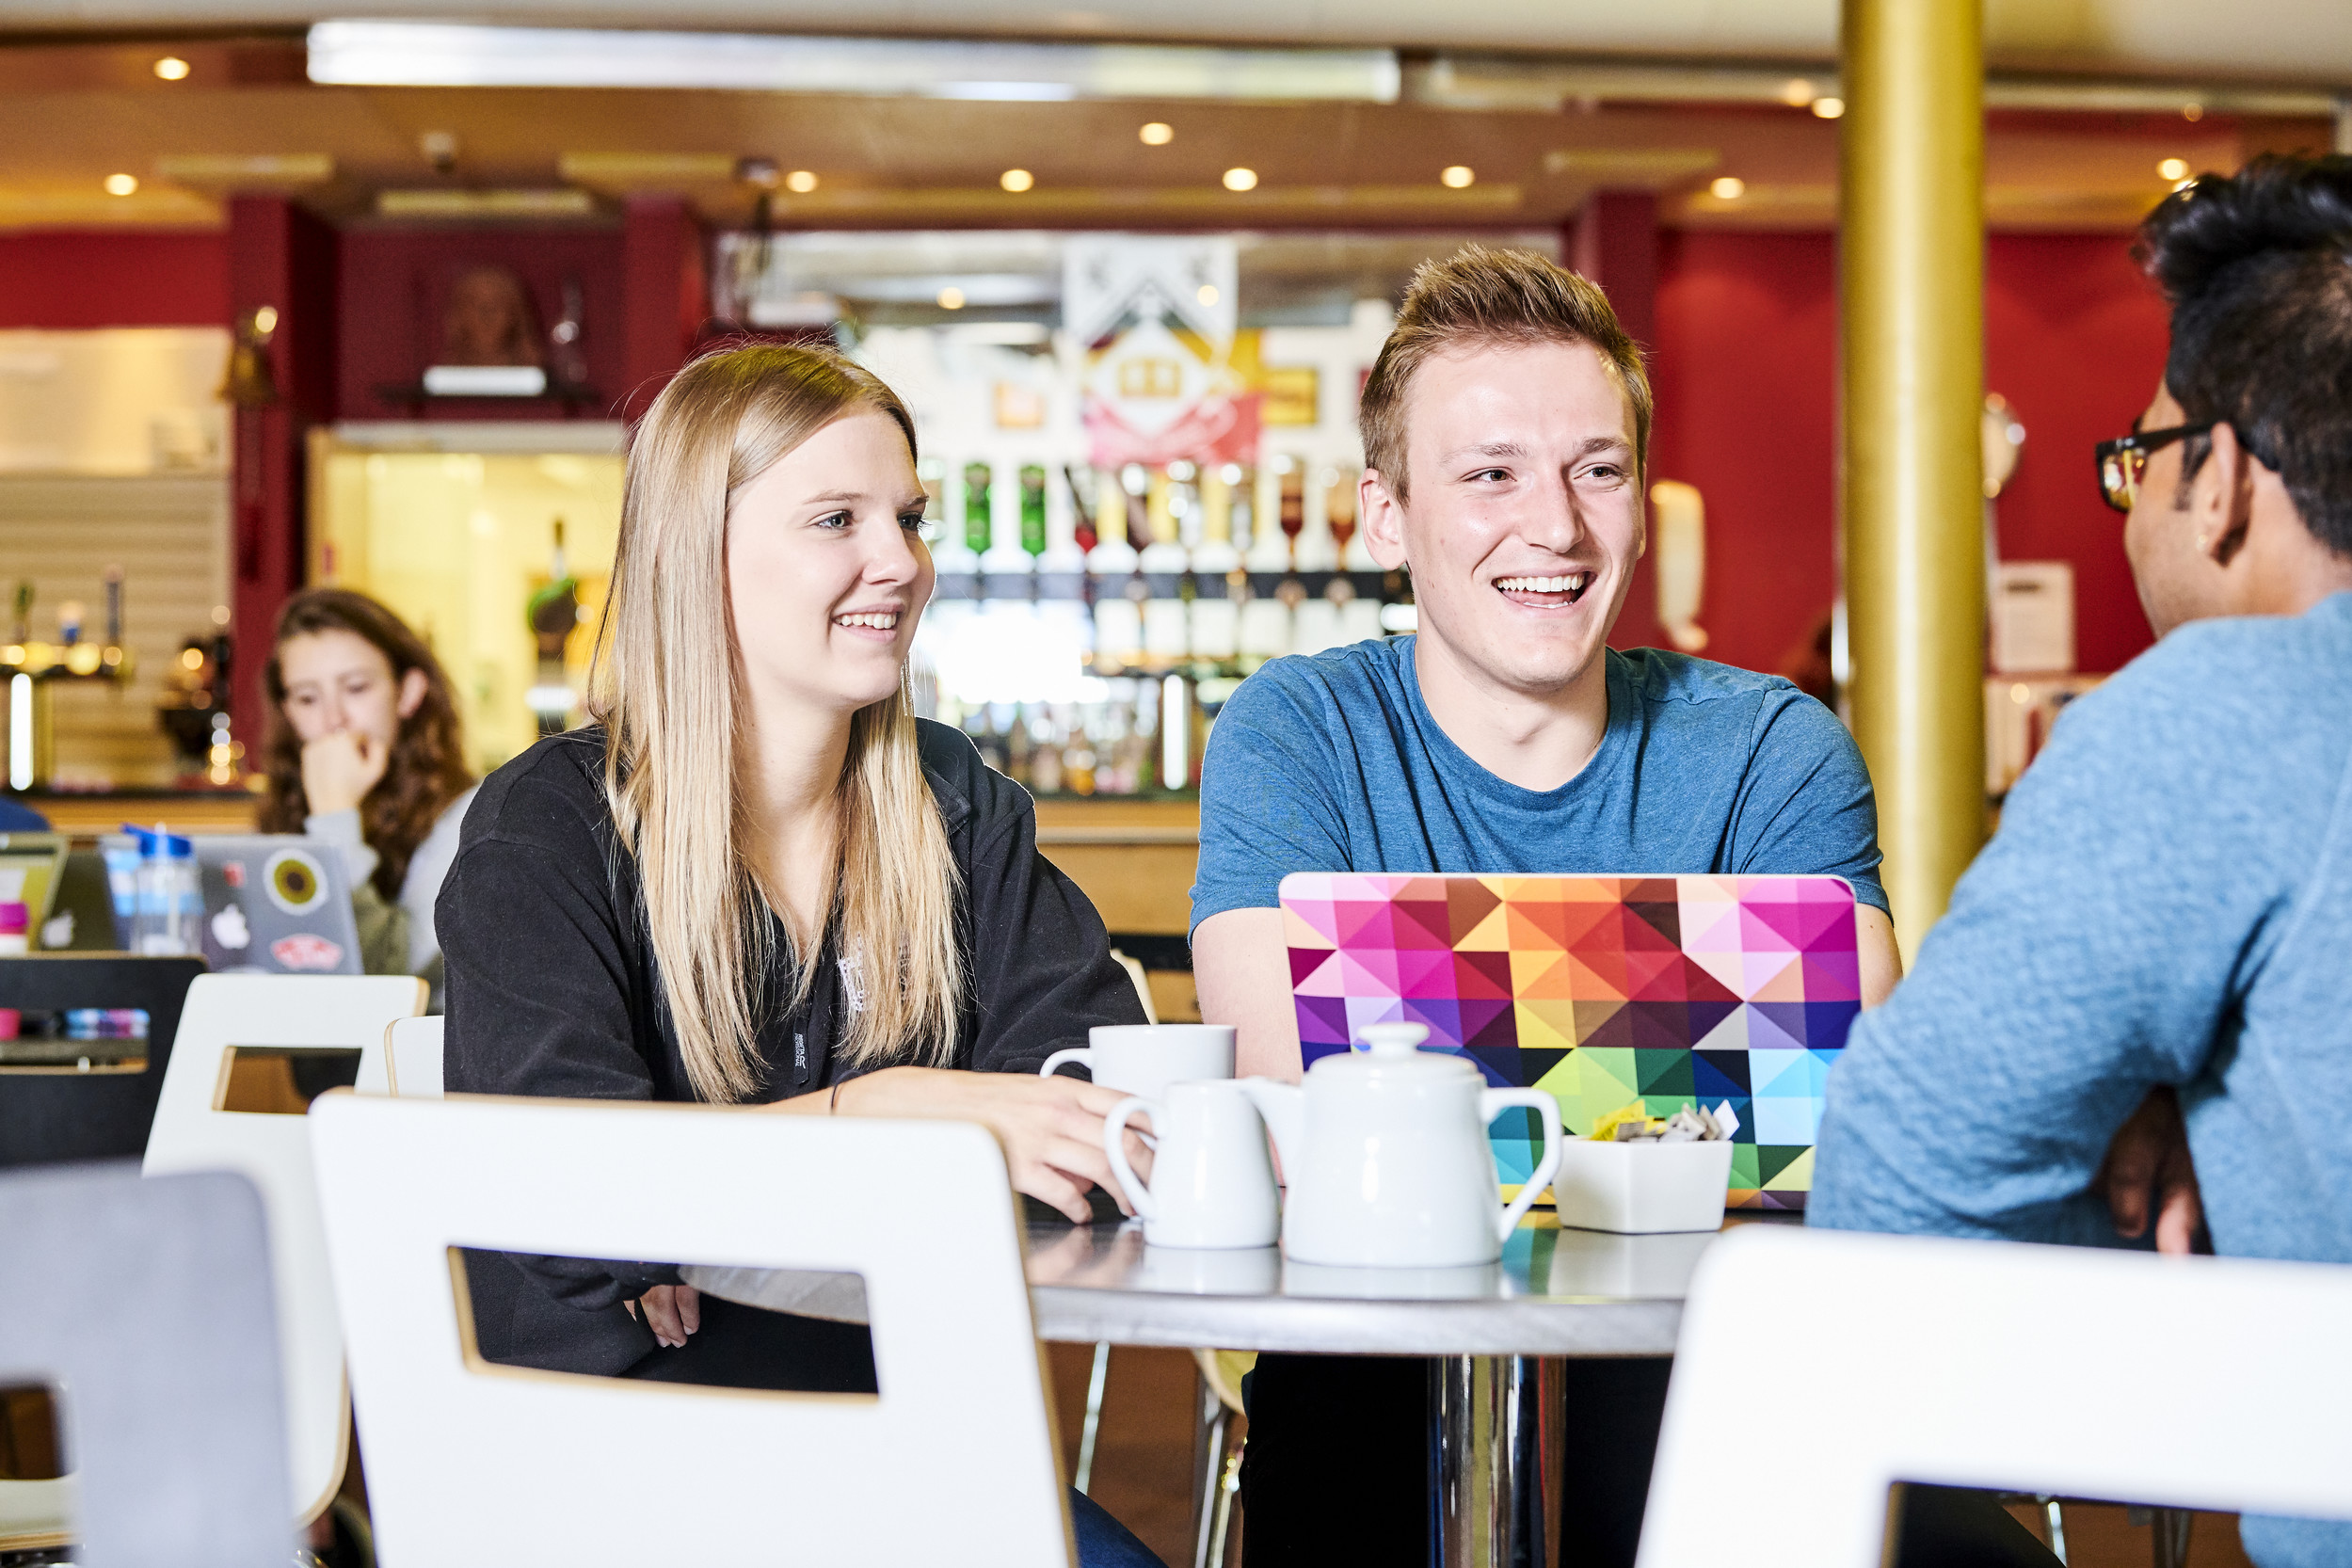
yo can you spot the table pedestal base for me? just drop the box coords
[1431,1355,1565,1568]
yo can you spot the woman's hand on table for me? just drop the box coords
[300,729,391,816]
[626,1283,701,1348]
[830,1067,1154,1224]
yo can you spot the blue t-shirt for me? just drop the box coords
[1808,595,2352,1568]
[1191,636,1887,928]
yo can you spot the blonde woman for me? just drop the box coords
[438,345,1161,1564]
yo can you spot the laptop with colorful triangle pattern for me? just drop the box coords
[1278,872,1863,1211]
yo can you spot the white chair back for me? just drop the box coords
[308,1092,1075,1567]
[1639,1225,2352,1568]
[1106,948,1158,1024]
[0,1164,292,1568]
[356,1015,443,1099]
[138,973,426,1524]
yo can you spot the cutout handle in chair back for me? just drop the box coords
[308,1093,1075,1567]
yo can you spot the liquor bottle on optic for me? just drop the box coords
[524,518,581,736]
[1017,463,1049,590]
[1028,706,1065,794]
[979,458,1033,577]
[1277,457,1308,573]
[1087,466,1140,575]
[1061,718,1098,796]
[1192,461,1240,574]
[964,461,994,563]
[1140,462,1190,573]
[1326,463,1372,570]
[1292,464,1339,572]
[931,457,981,575]
[1244,460,1291,574]
[1039,461,1088,574]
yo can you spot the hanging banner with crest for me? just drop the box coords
[1064,235,1259,470]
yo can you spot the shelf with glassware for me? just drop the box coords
[915,453,1415,799]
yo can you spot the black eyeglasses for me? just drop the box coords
[2093,422,2216,514]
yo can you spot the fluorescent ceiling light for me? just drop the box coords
[816,274,1056,308]
[376,188,595,217]
[308,22,1400,103]
[155,153,335,184]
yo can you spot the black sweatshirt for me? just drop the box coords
[438,720,1147,1374]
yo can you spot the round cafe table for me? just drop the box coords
[687,1210,1796,1568]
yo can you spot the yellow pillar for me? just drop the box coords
[1840,0,1988,949]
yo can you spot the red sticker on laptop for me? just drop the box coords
[270,933,344,971]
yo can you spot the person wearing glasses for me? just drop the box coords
[1811,153,2352,1568]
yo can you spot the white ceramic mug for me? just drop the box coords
[1039,1023,1236,1099]
[1103,1080,1279,1249]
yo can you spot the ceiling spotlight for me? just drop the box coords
[104,173,138,196]
[2158,156,2190,181]
[2181,103,2205,122]
[1779,78,1816,107]
[1222,167,1257,191]
[1197,283,1219,306]
[937,286,967,310]
[1000,168,1034,192]
[1440,165,1475,188]
[1139,121,1173,146]
[1709,176,1746,200]
[785,169,818,193]
[1810,96,1845,120]
[152,56,191,81]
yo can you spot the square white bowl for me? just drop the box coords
[1551,1138,1734,1234]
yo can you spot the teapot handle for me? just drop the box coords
[1479,1088,1564,1243]
[1102,1096,1160,1221]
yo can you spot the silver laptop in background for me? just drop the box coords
[103,834,366,975]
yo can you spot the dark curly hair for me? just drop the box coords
[2135,153,2352,555]
[257,588,473,901]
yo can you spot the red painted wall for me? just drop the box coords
[0,232,229,328]
[1985,235,2169,674]
[1647,230,1843,678]
[227,197,339,744]
[1646,229,2171,679]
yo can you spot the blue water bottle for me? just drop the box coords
[124,824,200,955]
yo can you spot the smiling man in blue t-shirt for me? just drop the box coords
[1189,247,1898,1567]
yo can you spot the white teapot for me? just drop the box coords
[1239,1022,1563,1268]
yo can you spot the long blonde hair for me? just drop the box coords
[593,344,964,1102]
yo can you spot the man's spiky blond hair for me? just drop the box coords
[1359,245,1652,499]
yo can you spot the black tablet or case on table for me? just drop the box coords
[0,953,208,1167]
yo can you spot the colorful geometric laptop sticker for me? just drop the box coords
[1279,872,1862,1211]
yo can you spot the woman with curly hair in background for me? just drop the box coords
[258,586,476,998]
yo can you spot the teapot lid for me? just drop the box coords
[1307,1020,1476,1081]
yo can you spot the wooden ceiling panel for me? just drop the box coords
[0,38,2324,234]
